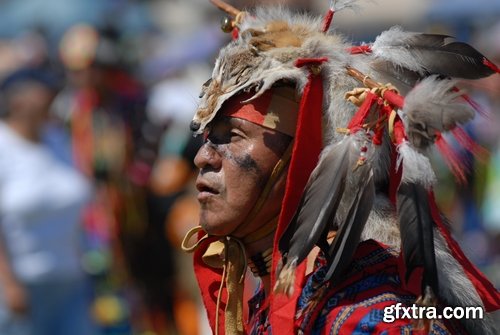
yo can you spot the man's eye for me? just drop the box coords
[205,130,229,145]
[230,130,245,141]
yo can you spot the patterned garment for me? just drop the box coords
[248,240,467,335]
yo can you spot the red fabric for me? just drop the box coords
[300,241,450,335]
[193,233,226,334]
[270,57,326,334]
[372,103,390,145]
[428,192,500,312]
[387,109,406,204]
[348,45,372,54]
[392,119,406,145]
[435,133,467,184]
[382,90,404,109]
[368,100,385,145]
[462,93,489,119]
[451,127,489,162]
[222,90,274,125]
[321,9,335,32]
[220,89,298,137]
[294,57,328,68]
[347,91,378,130]
[452,86,489,119]
[232,28,239,40]
[483,57,500,73]
[105,69,142,99]
[71,89,98,176]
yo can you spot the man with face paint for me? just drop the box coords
[195,88,295,237]
[184,86,500,335]
[182,3,500,335]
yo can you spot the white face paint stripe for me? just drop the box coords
[265,88,299,137]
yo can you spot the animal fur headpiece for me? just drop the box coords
[190,1,500,334]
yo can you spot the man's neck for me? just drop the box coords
[245,231,274,295]
[6,118,41,142]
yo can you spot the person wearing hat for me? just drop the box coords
[182,3,500,334]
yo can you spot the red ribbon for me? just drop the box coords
[270,57,327,334]
[435,133,467,184]
[347,91,378,130]
[348,45,372,54]
[428,192,500,312]
[483,57,500,74]
[321,9,335,32]
[193,234,226,334]
[451,127,489,163]
[453,86,489,119]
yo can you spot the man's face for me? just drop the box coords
[8,83,54,124]
[194,114,291,237]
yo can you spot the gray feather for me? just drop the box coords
[324,166,375,284]
[279,136,351,265]
[372,27,494,79]
[402,75,474,149]
[279,132,375,278]
[396,182,438,292]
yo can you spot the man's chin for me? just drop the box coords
[200,223,230,236]
[200,215,238,236]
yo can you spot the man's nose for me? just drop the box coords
[194,142,222,170]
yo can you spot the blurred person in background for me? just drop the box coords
[0,68,95,335]
[55,23,175,334]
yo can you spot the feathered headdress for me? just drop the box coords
[188,1,500,334]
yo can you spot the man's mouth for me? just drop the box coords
[196,179,220,200]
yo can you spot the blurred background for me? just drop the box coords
[0,0,498,334]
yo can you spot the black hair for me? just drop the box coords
[0,67,61,92]
[0,67,61,118]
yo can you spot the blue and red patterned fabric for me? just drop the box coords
[248,240,467,335]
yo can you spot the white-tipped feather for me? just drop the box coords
[397,141,437,188]
[371,26,428,75]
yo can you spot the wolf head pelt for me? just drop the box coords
[192,8,353,135]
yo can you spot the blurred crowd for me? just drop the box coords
[0,0,498,335]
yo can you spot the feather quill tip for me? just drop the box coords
[412,286,438,333]
[273,259,297,297]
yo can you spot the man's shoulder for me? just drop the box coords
[296,240,403,328]
[297,239,465,334]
